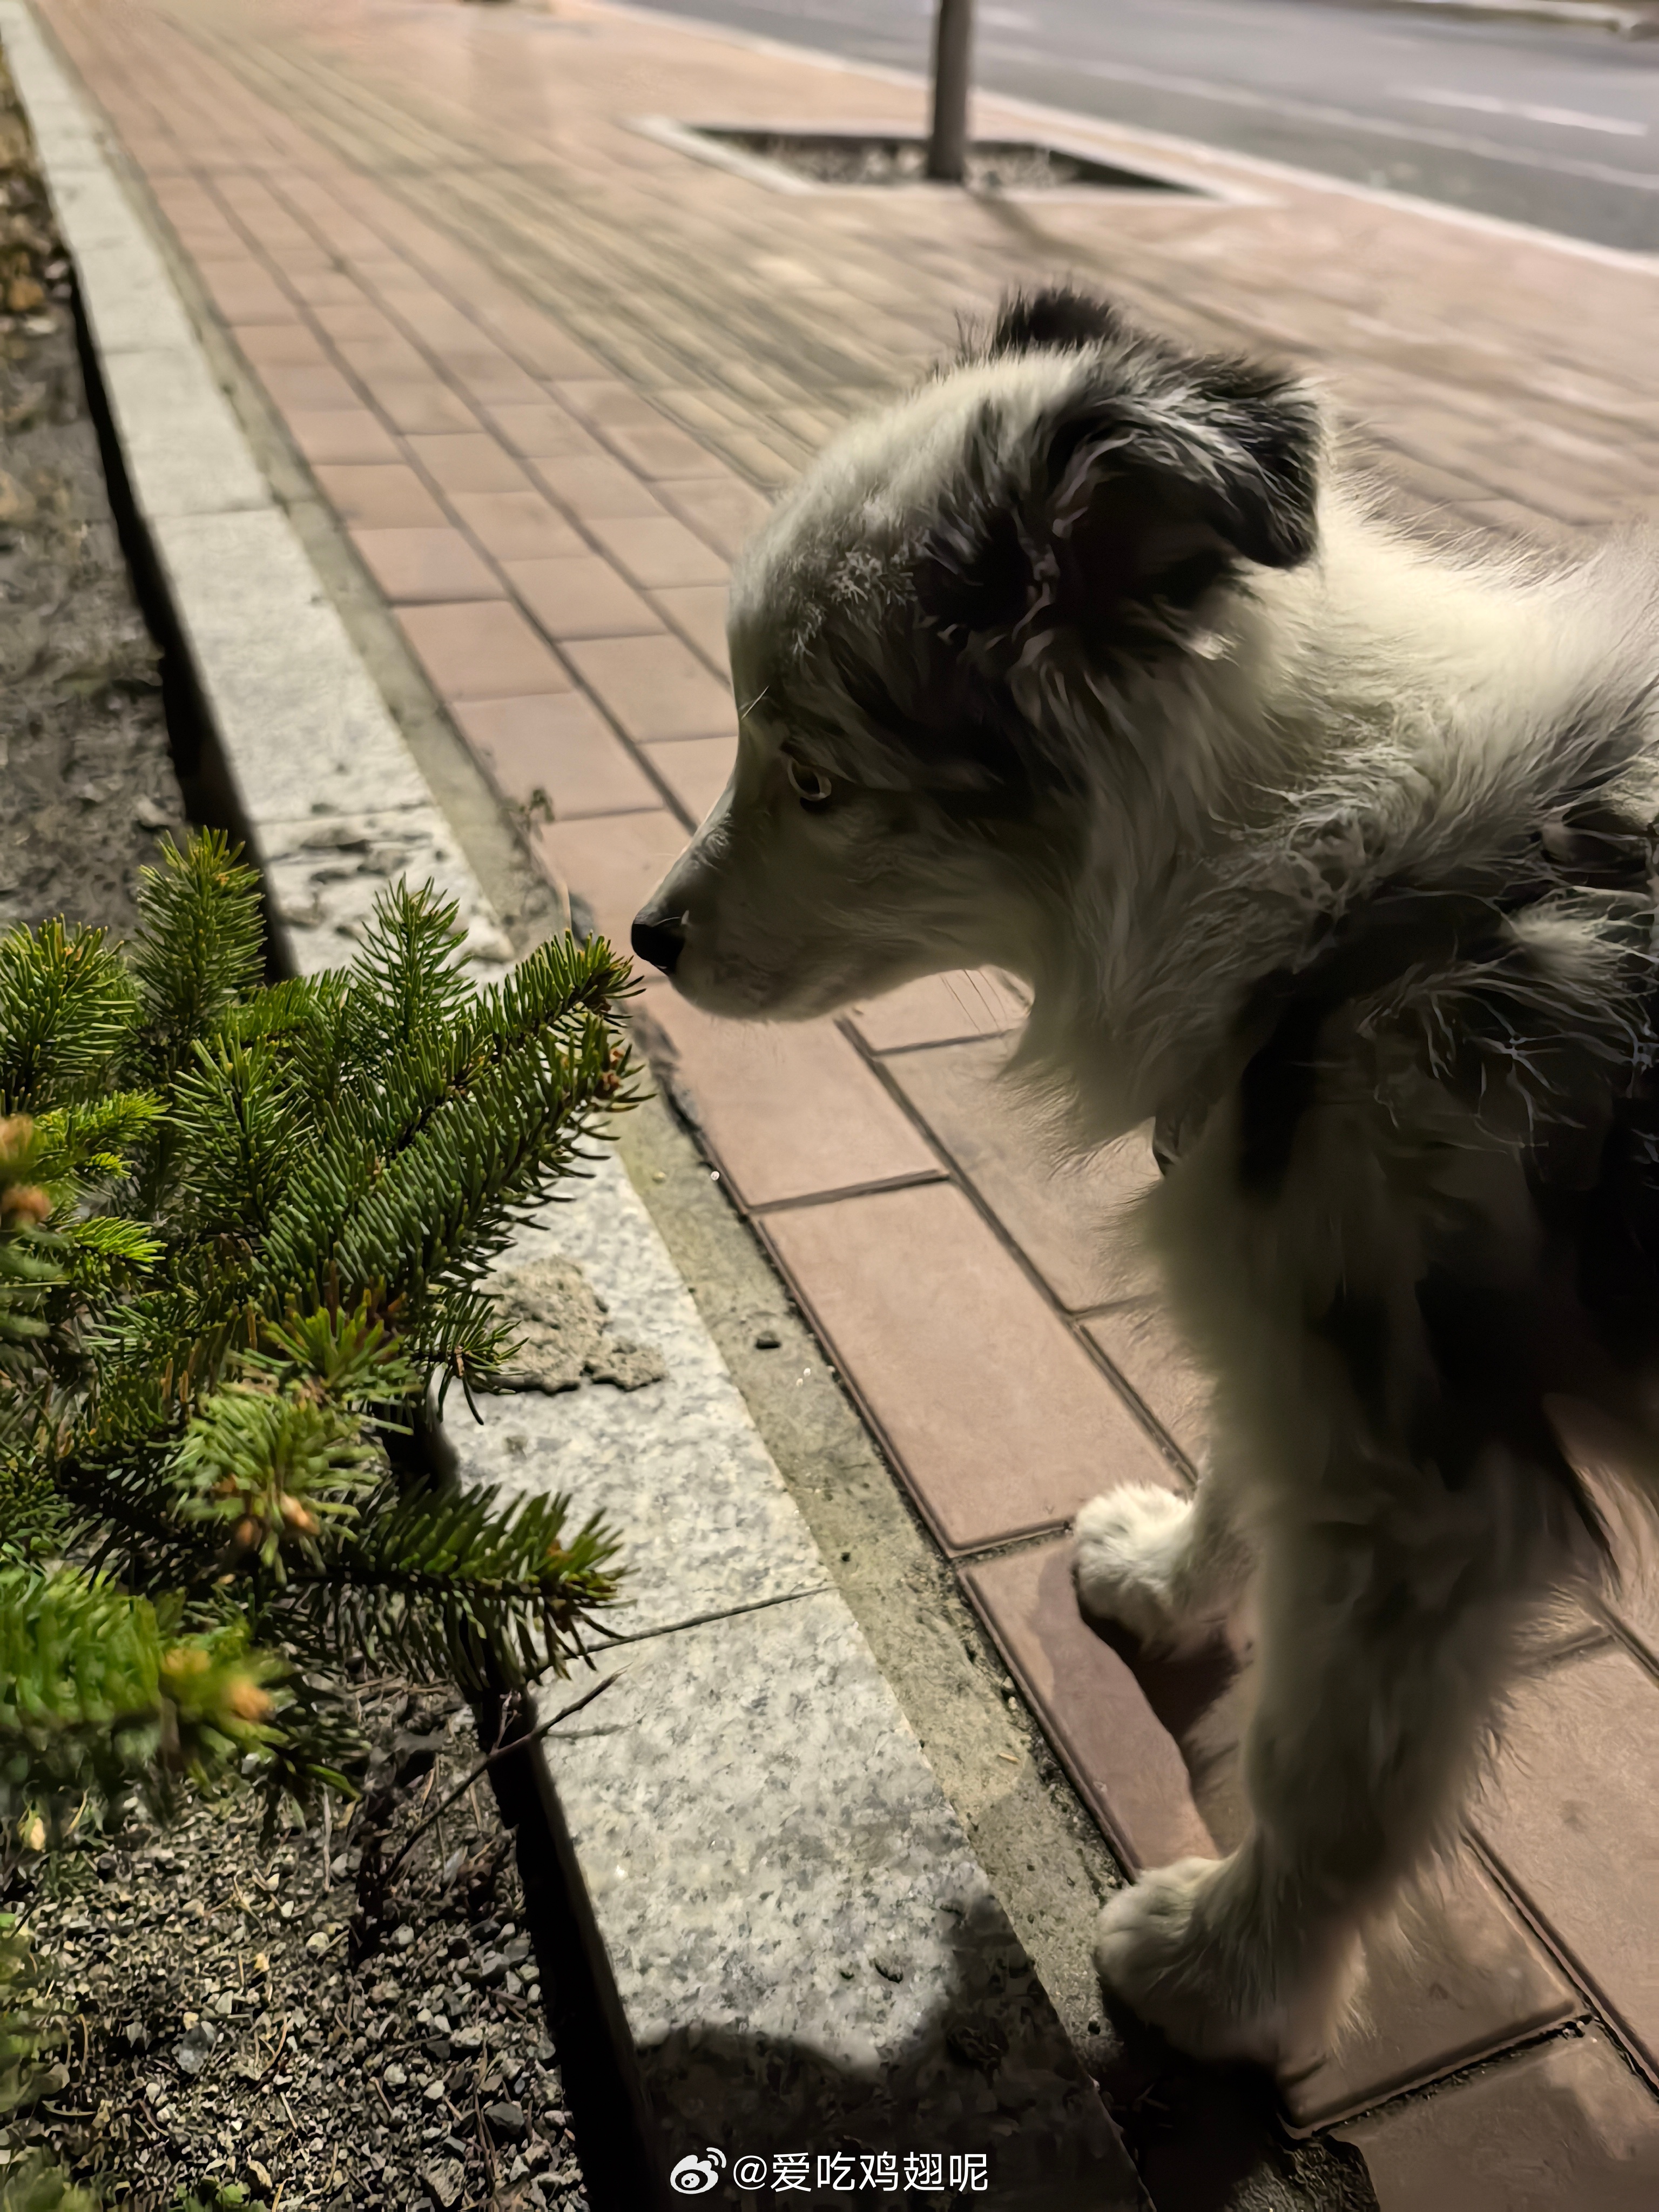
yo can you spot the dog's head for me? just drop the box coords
[632,287,1321,1019]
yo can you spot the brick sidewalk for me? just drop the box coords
[30,0,1659,2198]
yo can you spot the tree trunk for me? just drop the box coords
[926,0,974,184]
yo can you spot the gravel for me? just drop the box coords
[10,1689,592,2210]
[702,129,1186,194]
[0,43,186,941]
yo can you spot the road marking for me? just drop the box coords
[976,37,1659,191]
[1401,87,1648,138]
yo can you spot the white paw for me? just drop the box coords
[1073,1484,1196,1644]
[1095,1859,1357,2068]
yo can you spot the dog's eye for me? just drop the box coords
[786,758,833,809]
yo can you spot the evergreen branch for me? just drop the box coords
[127,833,264,1085]
[0,922,137,1116]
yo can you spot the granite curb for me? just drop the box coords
[0,8,1143,2202]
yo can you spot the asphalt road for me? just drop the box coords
[640,0,1659,252]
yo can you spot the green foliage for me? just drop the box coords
[0,1913,58,2120]
[0,832,635,1852]
[0,2154,96,2212]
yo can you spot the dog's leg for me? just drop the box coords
[1092,1517,1523,2065]
[1073,1460,1250,1648]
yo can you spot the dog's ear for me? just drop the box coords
[920,348,1320,657]
[983,285,1130,359]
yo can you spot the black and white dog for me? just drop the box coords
[631,287,1659,2066]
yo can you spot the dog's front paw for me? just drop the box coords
[1073,1485,1195,1644]
[1095,1858,1285,2065]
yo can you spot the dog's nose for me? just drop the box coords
[630,911,686,976]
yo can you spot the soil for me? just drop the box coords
[0,50,184,942]
[0,45,592,2212]
[11,1691,590,2212]
[700,131,1190,195]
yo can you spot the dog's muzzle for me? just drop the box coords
[630,910,686,976]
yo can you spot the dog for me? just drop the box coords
[630,285,1659,2067]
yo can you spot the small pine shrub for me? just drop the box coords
[0,833,636,2167]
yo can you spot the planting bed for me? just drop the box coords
[0,50,182,938]
[0,41,594,2211]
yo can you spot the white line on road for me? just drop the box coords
[977,38,1659,190]
[1400,87,1648,138]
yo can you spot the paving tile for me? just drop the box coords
[312,298,401,342]
[884,1038,1158,1310]
[649,582,729,675]
[1473,1642,1659,2068]
[584,514,728,590]
[532,452,668,521]
[257,360,360,413]
[1084,1303,1210,1467]
[1286,1851,1580,2126]
[634,996,939,1209]
[660,474,774,559]
[453,693,659,819]
[485,402,605,461]
[362,377,481,436]
[311,462,446,530]
[405,431,532,494]
[763,1182,1181,1551]
[536,809,693,949]
[1336,2027,1659,2211]
[286,408,401,465]
[396,599,570,700]
[197,256,295,322]
[639,734,734,824]
[350,526,499,603]
[469,296,606,380]
[848,970,1028,1051]
[440,350,545,409]
[329,330,430,376]
[446,490,584,562]
[552,382,729,480]
[501,555,662,640]
[963,1538,1216,1873]
[561,633,736,743]
[231,320,327,366]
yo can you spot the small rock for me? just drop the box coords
[246,2161,274,2191]
[95,1853,118,1879]
[421,2157,466,2209]
[382,2063,408,2089]
[450,2025,483,2054]
[504,1969,523,1998]
[174,2020,218,2077]
[484,2099,528,2145]
[475,1951,508,1987]
[132,795,173,830]
[392,1924,416,1950]
[305,1930,331,1956]
[753,1328,781,1349]
[213,1993,234,2018]
[421,2077,447,2104]
[423,2036,451,2062]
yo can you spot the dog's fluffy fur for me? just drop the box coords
[634,287,1659,2066]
